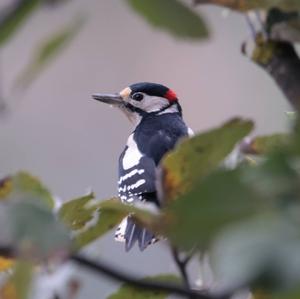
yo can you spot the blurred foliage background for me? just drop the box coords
[0,0,300,299]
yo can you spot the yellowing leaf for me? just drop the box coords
[162,167,264,249]
[0,257,14,272]
[0,261,33,299]
[0,177,13,199]
[0,281,17,299]
[12,172,54,208]
[0,172,54,208]
[161,118,253,201]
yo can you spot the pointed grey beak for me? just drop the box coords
[92,93,123,105]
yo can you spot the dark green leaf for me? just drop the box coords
[107,274,180,299]
[0,0,41,47]
[242,151,300,208]
[126,0,209,39]
[14,17,84,90]
[9,201,71,258]
[161,118,253,201]
[0,172,54,208]
[194,0,300,12]
[162,167,264,249]
[243,134,290,155]
[211,214,300,292]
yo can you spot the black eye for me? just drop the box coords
[132,92,144,101]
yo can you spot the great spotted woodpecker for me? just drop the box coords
[93,82,192,251]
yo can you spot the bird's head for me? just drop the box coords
[92,82,182,124]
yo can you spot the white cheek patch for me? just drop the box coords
[144,96,169,113]
[130,95,169,113]
[122,134,143,170]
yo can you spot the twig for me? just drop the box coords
[171,247,191,291]
[0,245,230,298]
[71,253,225,299]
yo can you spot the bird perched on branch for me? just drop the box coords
[93,82,192,251]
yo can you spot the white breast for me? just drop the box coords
[122,134,143,170]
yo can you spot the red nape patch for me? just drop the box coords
[164,89,178,102]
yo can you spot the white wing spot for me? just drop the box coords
[128,179,146,191]
[118,169,145,184]
[122,134,143,170]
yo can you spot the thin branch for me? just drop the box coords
[0,245,231,298]
[171,247,191,291]
[70,253,227,299]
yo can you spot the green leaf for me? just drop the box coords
[74,207,125,249]
[99,199,159,230]
[0,0,41,47]
[126,0,209,39]
[60,197,128,249]
[243,134,290,155]
[162,167,265,249]
[14,17,84,90]
[242,151,300,210]
[59,193,96,231]
[211,214,300,292]
[0,172,54,209]
[12,261,33,299]
[194,0,300,12]
[74,199,158,249]
[9,201,71,258]
[107,274,180,299]
[161,118,253,201]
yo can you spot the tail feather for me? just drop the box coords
[115,216,156,251]
[125,219,141,251]
[139,228,155,251]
